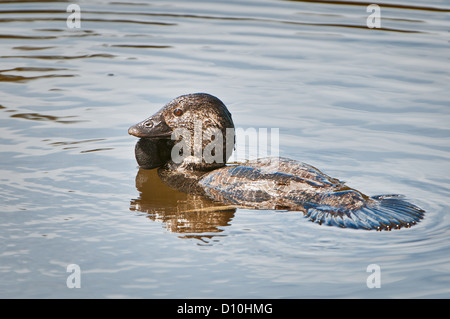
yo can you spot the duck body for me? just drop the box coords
[129,93,425,231]
[199,157,423,230]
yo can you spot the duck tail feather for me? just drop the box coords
[305,195,425,231]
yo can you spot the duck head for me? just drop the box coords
[129,93,235,171]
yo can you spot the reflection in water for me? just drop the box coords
[109,44,172,49]
[10,112,83,124]
[0,101,85,124]
[130,168,236,241]
[284,0,450,12]
[0,66,75,83]
[1,53,115,60]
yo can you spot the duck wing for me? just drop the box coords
[199,157,424,230]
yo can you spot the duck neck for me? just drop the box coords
[157,162,212,195]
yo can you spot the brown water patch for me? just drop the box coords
[0,53,115,60]
[12,46,56,51]
[283,0,450,12]
[110,44,173,49]
[10,112,85,124]
[130,168,236,239]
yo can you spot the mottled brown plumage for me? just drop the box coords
[129,93,425,231]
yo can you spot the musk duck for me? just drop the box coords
[128,93,425,231]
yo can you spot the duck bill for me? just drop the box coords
[128,113,172,138]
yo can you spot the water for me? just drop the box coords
[0,0,449,298]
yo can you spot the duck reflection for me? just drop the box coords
[130,168,236,240]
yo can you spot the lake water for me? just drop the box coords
[0,0,449,298]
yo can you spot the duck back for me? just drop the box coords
[199,157,424,231]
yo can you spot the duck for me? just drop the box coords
[128,93,425,231]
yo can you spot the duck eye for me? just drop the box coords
[173,108,183,117]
